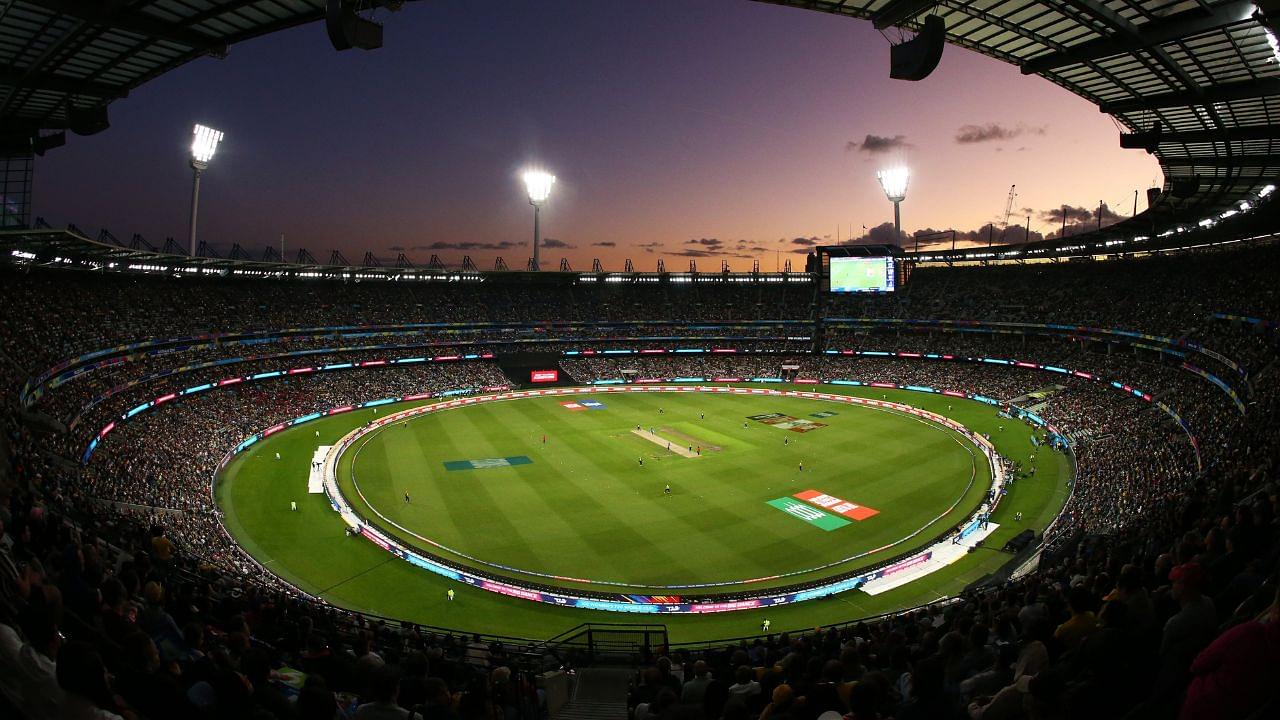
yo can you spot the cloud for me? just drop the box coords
[410,241,521,251]
[842,222,907,246]
[685,238,724,249]
[839,220,1048,250]
[1039,205,1096,225]
[541,238,576,249]
[591,241,616,247]
[637,241,663,254]
[387,245,406,251]
[671,248,716,257]
[848,134,910,154]
[789,237,822,247]
[1036,203,1125,238]
[910,223,1043,247]
[955,123,1046,144]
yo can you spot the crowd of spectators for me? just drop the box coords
[2,242,1279,719]
[825,241,1280,342]
[44,337,810,432]
[562,356,810,382]
[35,328,810,427]
[612,358,1277,718]
[1,352,536,718]
[0,269,818,376]
[36,340,501,429]
[68,352,505,444]
[85,362,507,512]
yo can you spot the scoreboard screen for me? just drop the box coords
[829,257,895,293]
[530,370,559,383]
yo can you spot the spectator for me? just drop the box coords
[1054,585,1098,653]
[681,659,713,704]
[726,664,761,703]
[1180,583,1280,719]
[55,640,132,719]
[355,664,410,720]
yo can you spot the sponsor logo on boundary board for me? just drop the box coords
[747,412,827,433]
[765,497,851,531]
[561,399,607,410]
[443,456,533,471]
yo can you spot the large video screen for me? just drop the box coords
[829,257,895,293]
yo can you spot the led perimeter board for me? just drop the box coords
[829,257,895,293]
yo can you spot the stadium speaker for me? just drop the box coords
[326,0,383,51]
[890,15,946,82]
[1146,187,1162,209]
[68,106,109,136]
[33,132,66,156]
[1170,176,1200,200]
[1119,123,1162,152]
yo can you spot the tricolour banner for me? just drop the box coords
[794,490,879,520]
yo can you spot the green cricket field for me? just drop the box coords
[217,384,1069,643]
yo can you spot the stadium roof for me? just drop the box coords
[0,1,418,138]
[755,0,1280,221]
[1,1,1277,250]
[3,222,1273,274]
[0,226,826,278]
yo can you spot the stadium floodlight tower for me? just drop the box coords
[188,124,225,257]
[523,169,555,271]
[876,166,910,245]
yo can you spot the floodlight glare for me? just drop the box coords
[876,166,910,202]
[191,124,224,166]
[876,166,910,248]
[523,169,556,271]
[523,170,556,205]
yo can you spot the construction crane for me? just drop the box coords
[999,184,1017,243]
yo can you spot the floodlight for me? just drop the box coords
[522,169,556,271]
[187,124,224,257]
[191,124,224,167]
[523,170,555,205]
[876,166,910,202]
[876,167,910,247]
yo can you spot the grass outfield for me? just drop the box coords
[340,391,986,593]
[218,384,1071,643]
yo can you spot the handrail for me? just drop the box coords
[666,598,961,650]
[542,622,667,645]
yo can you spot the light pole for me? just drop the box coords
[876,167,909,246]
[523,170,555,271]
[188,124,224,257]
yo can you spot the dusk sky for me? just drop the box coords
[38,0,1159,271]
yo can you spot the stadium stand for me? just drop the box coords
[0,237,1277,719]
[3,0,1279,716]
